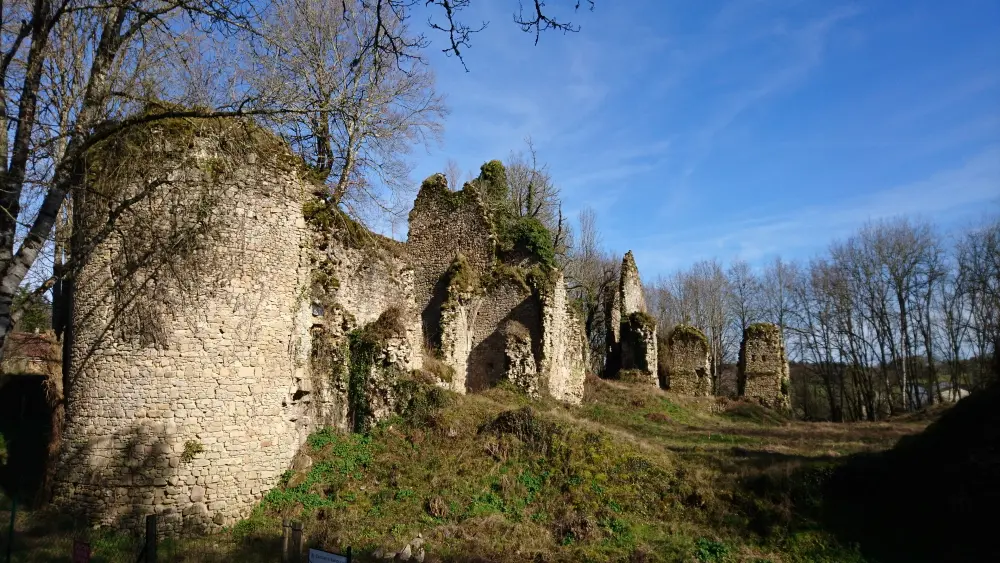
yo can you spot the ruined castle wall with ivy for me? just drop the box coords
[55,122,315,534]
[738,323,791,410]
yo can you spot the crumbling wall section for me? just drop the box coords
[738,323,790,410]
[620,312,658,384]
[610,251,657,383]
[407,175,495,350]
[305,206,422,430]
[539,271,587,404]
[619,251,646,316]
[55,121,312,534]
[664,325,711,396]
[466,277,540,393]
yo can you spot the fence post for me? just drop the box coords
[144,514,157,563]
[290,521,303,563]
[281,519,290,563]
[5,497,15,563]
[346,546,352,563]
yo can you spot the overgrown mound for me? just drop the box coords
[822,382,1000,562]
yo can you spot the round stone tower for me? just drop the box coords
[54,118,313,534]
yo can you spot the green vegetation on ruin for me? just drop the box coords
[668,324,710,351]
[346,308,407,433]
[746,322,781,339]
[627,311,658,332]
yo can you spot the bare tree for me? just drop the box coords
[251,0,447,220]
[565,207,618,374]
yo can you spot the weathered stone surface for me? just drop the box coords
[619,251,646,316]
[502,321,538,396]
[55,125,313,535]
[738,323,790,410]
[664,325,711,396]
[605,251,657,383]
[620,312,658,384]
[56,138,590,536]
[538,271,587,404]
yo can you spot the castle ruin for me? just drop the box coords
[737,323,790,409]
[605,251,657,383]
[53,119,587,533]
[663,325,711,396]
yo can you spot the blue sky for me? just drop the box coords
[402,0,1000,277]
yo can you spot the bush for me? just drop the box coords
[503,216,556,268]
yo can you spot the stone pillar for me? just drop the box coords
[619,251,646,316]
[502,321,538,397]
[615,251,657,383]
[664,325,711,396]
[738,323,791,409]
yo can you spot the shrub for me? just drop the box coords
[502,216,556,268]
[181,440,204,463]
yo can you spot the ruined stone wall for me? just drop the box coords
[664,325,711,396]
[738,323,790,410]
[611,251,657,383]
[466,279,540,393]
[619,251,646,316]
[407,175,495,353]
[307,223,422,430]
[620,312,658,385]
[55,123,312,534]
[539,272,587,404]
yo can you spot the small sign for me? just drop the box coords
[309,548,349,563]
[72,540,91,563]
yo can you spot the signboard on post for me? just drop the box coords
[72,540,91,563]
[308,547,350,563]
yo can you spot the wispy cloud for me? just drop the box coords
[632,145,1000,274]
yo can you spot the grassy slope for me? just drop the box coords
[3,377,934,563]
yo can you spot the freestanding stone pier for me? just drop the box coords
[737,323,791,409]
[610,251,657,383]
[664,325,711,396]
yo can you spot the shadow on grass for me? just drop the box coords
[736,382,1000,563]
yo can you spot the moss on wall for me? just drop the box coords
[667,324,709,352]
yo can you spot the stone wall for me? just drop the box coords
[738,323,790,410]
[466,279,540,393]
[407,175,495,353]
[307,218,422,430]
[55,122,313,534]
[664,325,711,396]
[538,271,587,404]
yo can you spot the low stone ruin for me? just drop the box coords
[606,251,658,384]
[738,323,791,409]
[664,325,711,396]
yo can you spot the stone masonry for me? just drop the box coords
[738,323,791,410]
[664,325,711,396]
[407,174,586,402]
[56,124,589,534]
[609,251,658,383]
[55,121,313,534]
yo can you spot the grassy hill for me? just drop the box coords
[3,377,951,562]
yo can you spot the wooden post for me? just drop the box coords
[281,519,290,563]
[144,515,157,563]
[346,546,352,563]
[5,497,15,563]
[290,521,303,563]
